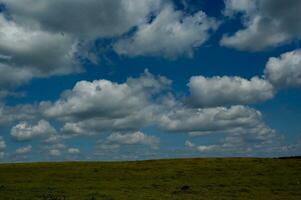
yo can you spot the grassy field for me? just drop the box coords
[0,158,300,200]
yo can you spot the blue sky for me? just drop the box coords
[0,0,300,162]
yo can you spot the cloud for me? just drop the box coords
[159,105,275,142]
[0,0,165,99]
[43,70,171,134]
[265,49,301,88]
[49,149,61,157]
[67,148,80,154]
[1,69,281,157]
[0,136,6,151]
[31,70,277,153]
[2,0,161,39]
[186,141,220,153]
[221,0,301,51]
[107,131,160,149]
[96,131,160,153]
[188,75,275,107]
[16,145,32,154]
[114,5,219,58]
[0,136,5,159]
[185,131,292,155]
[0,15,79,76]
[10,119,57,141]
[0,14,80,97]
[0,104,40,127]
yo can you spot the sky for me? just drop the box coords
[0,0,301,162]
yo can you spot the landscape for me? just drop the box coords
[0,0,301,199]
[1,158,301,199]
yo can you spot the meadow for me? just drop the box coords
[0,158,300,199]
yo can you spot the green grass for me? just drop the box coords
[0,158,300,199]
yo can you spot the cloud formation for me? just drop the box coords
[67,148,80,154]
[49,149,61,157]
[43,70,170,135]
[265,49,301,88]
[0,0,298,160]
[221,0,301,51]
[114,5,219,58]
[11,120,57,141]
[0,136,6,159]
[0,104,39,127]
[2,0,161,39]
[16,145,32,154]
[0,136,5,151]
[159,105,275,142]
[0,14,80,97]
[107,132,160,149]
[188,75,275,107]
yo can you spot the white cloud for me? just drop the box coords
[67,148,80,154]
[0,136,6,151]
[43,70,171,135]
[0,136,5,159]
[107,131,160,149]
[0,14,80,98]
[188,75,274,107]
[159,105,275,142]
[0,104,40,127]
[0,15,80,76]
[265,49,301,88]
[11,119,57,141]
[221,0,301,51]
[0,0,165,99]
[2,0,161,39]
[49,149,61,157]
[16,145,32,154]
[185,140,195,148]
[223,0,257,16]
[185,135,257,154]
[114,5,219,58]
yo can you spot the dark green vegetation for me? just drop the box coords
[0,158,300,199]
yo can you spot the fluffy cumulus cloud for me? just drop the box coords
[114,5,219,58]
[0,0,221,100]
[107,132,160,149]
[159,105,275,143]
[96,131,159,153]
[0,68,284,157]
[265,49,301,88]
[0,15,80,89]
[43,70,171,135]
[0,104,40,127]
[2,0,161,39]
[49,149,61,157]
[0,0,162,99]
[67,148,80,154]
[32,71,277,156]
[0,0,296,160]
[10,119,57,141]
[188,75,275,107]
[221,0,301,51]
[16,145,32,154]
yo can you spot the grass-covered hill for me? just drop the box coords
[0,158,300,199]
